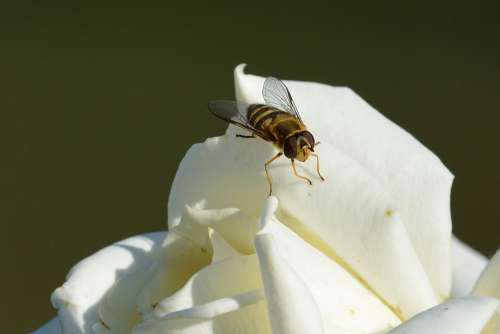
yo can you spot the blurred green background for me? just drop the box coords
[1,2,499,332]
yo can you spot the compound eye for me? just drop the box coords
[284,136,298,159]
[302,131,315,148]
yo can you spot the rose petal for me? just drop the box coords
[257,196,400,333]
[133,290,267,334]
[234,64,454,300]
[452,236,488,297]
[473,249,500,298]
[32,317,62,334]
[255,234,325,334]
[209,229,241,263]
[184,205,259,254]
[168,134,270,223]
[271,142,441,318]
[481,310,500,334]
[388,296,500,334]
[137,222,213,316]
[158,290,265,320]
[154,254,261,317]
[97,261,156,332]
[139,244,270,333]
[50,232,166,333]
[474,250,500,334]
[472,249,500,334]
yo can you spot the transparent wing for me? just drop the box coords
[208,100,273,140]
[262,77,303,123]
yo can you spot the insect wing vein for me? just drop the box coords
[262,77,303,123]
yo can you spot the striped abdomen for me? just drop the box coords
[247,104,305,147]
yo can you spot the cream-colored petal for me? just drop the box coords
[481,309,500,334]
[135,317,212,334]
[133,294,268,334]
[154,254,261,317]
[269,143,440,318]
[209,229,241,263]
[158,290,265,320]
[136,226,212,317]
[255,232,325,334]
[97,262,155,332]
[140,249,270,334]
[51,232,166,333]
[102,226,211,332]
[184,205,259,254]
[32,317,62,334]
[234,64,453,300]
[473,250,500,334]
[168,124,270,225]
[452,236,488,297]
[473,249,500,298]
[257,196,400,333]
[388,297,499,334]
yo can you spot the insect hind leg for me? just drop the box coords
[236,134,255,138]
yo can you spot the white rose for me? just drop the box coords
[34,64,500,334]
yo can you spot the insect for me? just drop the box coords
[208,76,325,196]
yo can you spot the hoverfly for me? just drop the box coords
[209,77,325,196]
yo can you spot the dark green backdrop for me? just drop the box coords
[1,2,499,332]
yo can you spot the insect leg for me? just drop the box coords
[291,160,312,185]
[264,152,283,196]
[236,134,256,138]
[310,153,325,181]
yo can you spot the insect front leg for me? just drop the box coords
[264,152,283,196]
[310,153,325,181]
[291,160,312,185]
